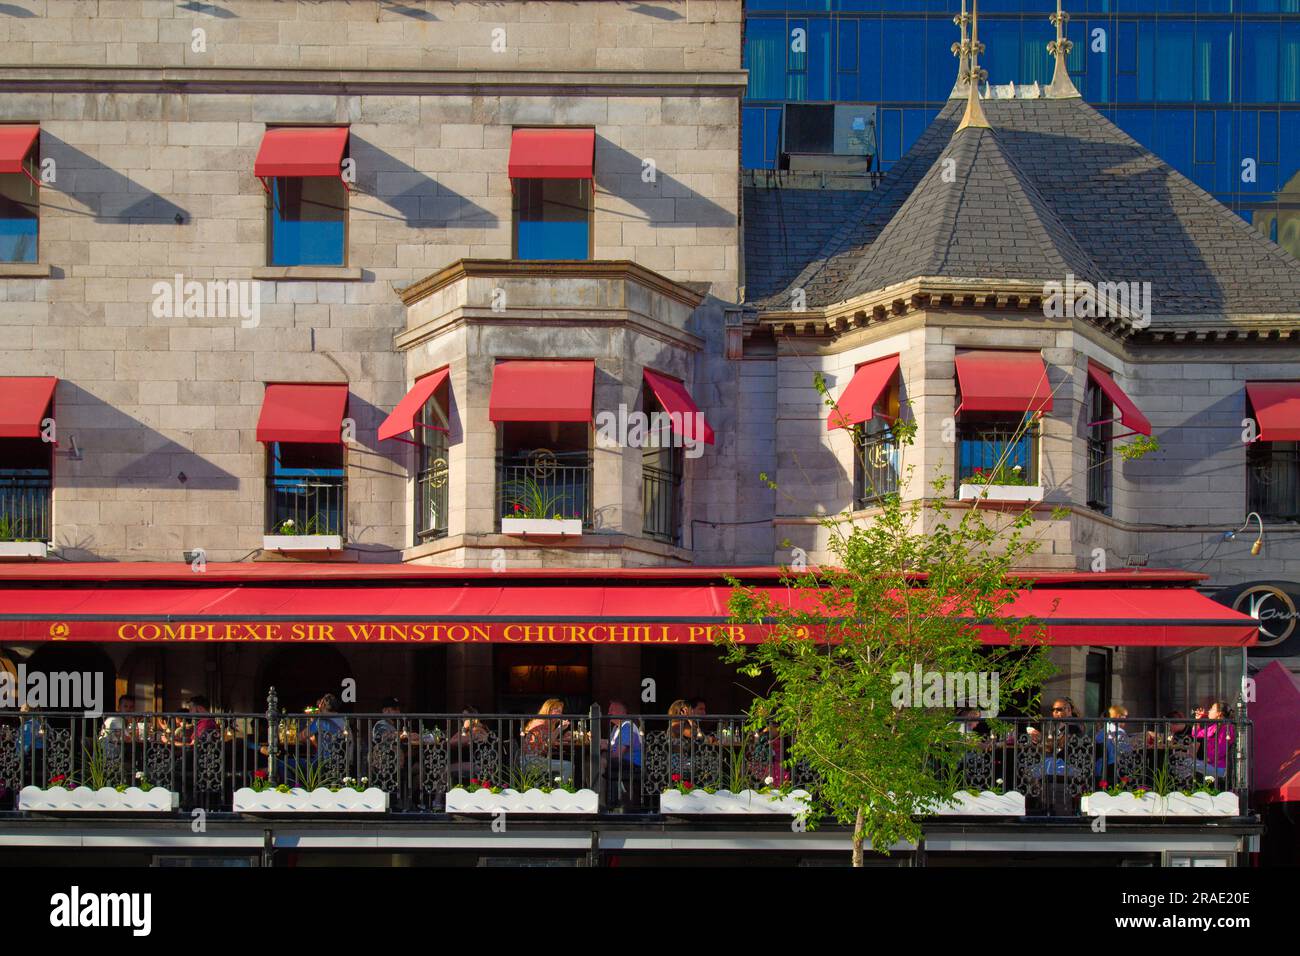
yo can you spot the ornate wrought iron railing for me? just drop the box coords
[0,709,1250,820]
[265,474,346,536]
[0,472,51,542]
[854,430,900,508]
[642,463,681,543]
[497,455,592,528]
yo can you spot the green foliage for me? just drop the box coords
[272,514,328,535]
[291,758,330,791]
[0,513,35,542]
[503,475,570,521]
[1117,434,1160,461]
[721,384,1056,860]
[82,737,112,791]
[962,464,1032,487]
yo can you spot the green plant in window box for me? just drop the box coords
[271,514,329,535]
[0,514,35,542]
[967,464,1033,487]
[504,475,568,521]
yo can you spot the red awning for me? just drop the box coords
[508,128,595,179]
[1087,361,1151,436]
[0,377,57,439]
[489,360,594,423]
[253,127,349,179]
[828,354,899,431]
[378,368,450,442]
[1246,382,1300,441]
[642,369,715,445]
[256,384,349,444]
[955,351,1054,415]
[0,125,39,176]
[0,564,1257,648]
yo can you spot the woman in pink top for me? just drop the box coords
[1191,700,1235,773]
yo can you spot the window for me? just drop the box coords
[1084,649,1111,719]
[0,126,38,264]
[497,422,592,528]
[415,382,450,543]
[268,175,347,266]
[853,419,900,509]
[642,383,683,545]
[1248,440,1300,522]
[1086,381,1112,515]
[266,442,346,537]
[0,437,51,543]
[513,178,590,260]
[956,414,1039,487]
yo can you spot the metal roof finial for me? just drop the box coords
[957,0,990,130]
[950,0,971,99]
[1047,0,1082,98]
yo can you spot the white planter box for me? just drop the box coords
[1080,791,1164,816]
[232,787,389,813]
[659,789,811,815]
[444,787,598,814]
[958,484,1044,503]
[927,790,1026,816]
[500,518,583,537]
[262,534,343,552]
[0,541,47,560]
[19,786,179,812]
[1164,792,1239,816]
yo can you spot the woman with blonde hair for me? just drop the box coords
[667,699,699,740]
[521,698,573,782]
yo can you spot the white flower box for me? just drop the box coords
[1080,791,1164,815]
[659,788,811,815]
[1164,792,1239,816]
[926,790,1026,816]
[19,785,179,812]
[232,787,389,813]
[0,542,47,560]
[957,484,1044,503]
[262,534,343,552]
[444,787,598,814]
[500,518,583,537]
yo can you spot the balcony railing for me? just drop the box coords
[0,472,51,543]
[0,710,1250,821]
[642,464,681,543]
[497,455,592,527]
[854,431,900,508]
[266,475,346,536]
[1248,441,1300,522]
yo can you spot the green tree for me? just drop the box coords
[722,379,1057,865]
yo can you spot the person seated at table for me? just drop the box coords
[691,697,715,740]
[101,696,143,743]
[172,696,218,746]
[1026,697,1085,775]
[1191,700,1235,779]
[371,697,402,743]
[1095,704,1132,779]
[446,707,490,784]
[667,699,699,741]
[604,700,643,811]
[521,698,573,781]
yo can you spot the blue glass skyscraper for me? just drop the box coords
[742,0,1300,257]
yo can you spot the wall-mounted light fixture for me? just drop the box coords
[1224,512,1264,556]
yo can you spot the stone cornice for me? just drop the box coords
[397,258,707,309]
[0,67,748,96]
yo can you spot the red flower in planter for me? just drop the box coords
[50,774,66,785]
[1098,780,1109,790]
[683,781,694,791]
[253,770,268,780]
[671,774,680,783]
[513,503,522,513]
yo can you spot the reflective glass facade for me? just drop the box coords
[743,0,1300,257]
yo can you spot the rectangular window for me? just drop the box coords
[415,384,450,543]
[1086,381,1113,515]
[642,383,683,545]
[268,176,347,266]
[513,178,591,261]
[854,421,900,509]
[0,437,51,543]
[497,422,592,528]
[1248,440,1300,522]
[956,414,1039,488]
[266,442,346,537]
[0,148,38,264]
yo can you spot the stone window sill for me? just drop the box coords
[252,266,363,281]
[0,263,52,278]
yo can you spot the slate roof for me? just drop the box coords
[742,184,867,306]
[743,96,1300,320]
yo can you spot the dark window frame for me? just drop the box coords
[265,441,347,538]
[641,382,685,545]
[955,413,1040,489]
[0,436,52,543]
[414,377,451,544]
[1086,380,1113,515]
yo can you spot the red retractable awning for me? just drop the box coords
[508,128,595,179]
[828,354,899,431]
[0,377,57,439]
[955,351,1054,415]
[1087,361,1151,436]
[256,383,349,444]
[378,368,450,443]
[0,564,1258,648]
[489,360,594,423]
[254,127,349,180]
[0,125,39,179]
[642,369,715,445]
[1246,382,1300,442]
